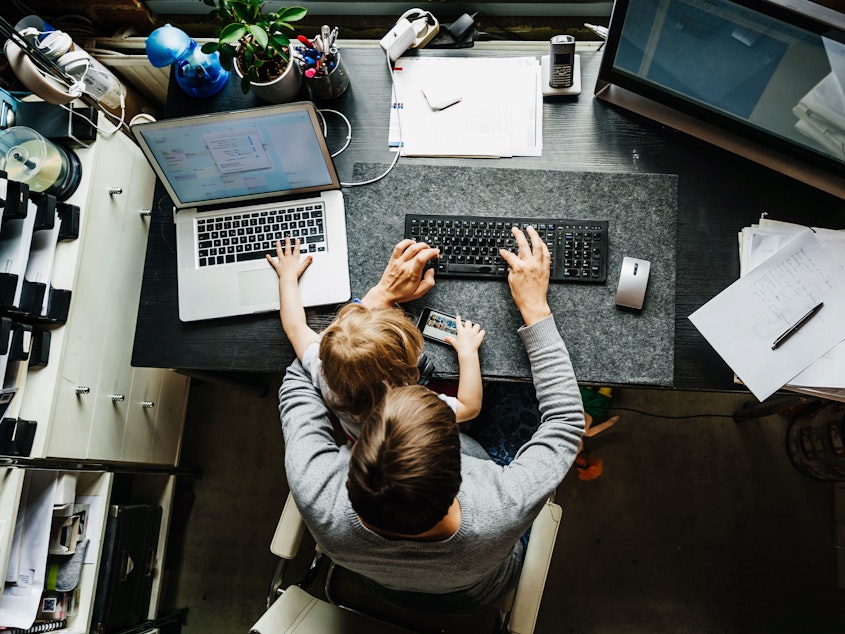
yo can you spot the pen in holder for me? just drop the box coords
[306,52,349,100]
[297,26,349,100]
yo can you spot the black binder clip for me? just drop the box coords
[0,417,36,456]
[57,202,81,240]
[0,175,29,222]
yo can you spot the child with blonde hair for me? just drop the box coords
[267,237,485,439]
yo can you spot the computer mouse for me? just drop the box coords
[615,257,650,310]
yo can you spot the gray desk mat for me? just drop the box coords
[345,163,678,385]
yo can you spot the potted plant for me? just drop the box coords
[200,0,307,101]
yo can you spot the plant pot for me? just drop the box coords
[235,58,302,103]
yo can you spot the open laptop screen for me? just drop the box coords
[131,102,340,209]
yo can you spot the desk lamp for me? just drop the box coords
[146,24,229,98]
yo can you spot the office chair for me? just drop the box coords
[250,492,562,634]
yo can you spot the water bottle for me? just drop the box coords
[146,24,229,98]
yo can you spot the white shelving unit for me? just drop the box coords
[0,117,190,634]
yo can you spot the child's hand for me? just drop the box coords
[266,238,312,282]
[445,314,485,357]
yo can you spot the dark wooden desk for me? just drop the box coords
[132,43,845,390]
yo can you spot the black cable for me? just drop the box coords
[473,11,526,41]
[607,406,736,420]
[476,31,509,41]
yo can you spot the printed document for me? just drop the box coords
[387,56,542,157]
[689,229,845,401]
[739,218,845,392]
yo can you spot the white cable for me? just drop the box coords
[338,48,403,188]
[58,89,128,137]
[316,109,328,137]
[317,108,352,157]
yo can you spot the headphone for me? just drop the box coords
[417,353,436,386]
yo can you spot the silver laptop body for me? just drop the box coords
[131,102,350,322]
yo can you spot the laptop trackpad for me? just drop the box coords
[239,268,277,306]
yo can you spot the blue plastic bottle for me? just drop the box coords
[146,24,229,98]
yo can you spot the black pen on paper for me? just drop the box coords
[771,302,824,350]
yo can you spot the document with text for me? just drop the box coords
[387,56,542,157]
[690,229,845,401]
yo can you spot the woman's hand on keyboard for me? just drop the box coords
[362,239,440,308]
[499,226,552,326]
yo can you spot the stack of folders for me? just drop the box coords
[689,216,845,402]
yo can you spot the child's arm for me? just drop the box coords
[444,314,485,423]
[266,238,320,361]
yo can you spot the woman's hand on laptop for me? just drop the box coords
[362,239,440,308]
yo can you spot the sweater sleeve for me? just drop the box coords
[498,315,585,504]
[279,360,348,523]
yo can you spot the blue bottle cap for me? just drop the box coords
[146,24,192,67]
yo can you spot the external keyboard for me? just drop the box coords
[196,203,326,267]
[404,214,608,283]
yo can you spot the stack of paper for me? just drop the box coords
[793,37,845,160]
[387,56,543,157]
[689,217,845,402]
[793,73,845,160]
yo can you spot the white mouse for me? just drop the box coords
[615,257,650,309]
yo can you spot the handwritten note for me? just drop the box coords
[689,230,845,401]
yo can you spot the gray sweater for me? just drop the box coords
[279,315,584,608]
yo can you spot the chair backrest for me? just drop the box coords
[258,493,563,634]
[250,585,412,634]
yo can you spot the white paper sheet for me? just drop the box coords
[739,218,845,390]
[0,200,37,308]
[387,56,542,157]
[0,471,58,629]
[75,493,106,565]
[690,230,845,401]
[24,210,61,316]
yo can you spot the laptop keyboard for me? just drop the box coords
[405,214,608,283]
[196,202,327,267]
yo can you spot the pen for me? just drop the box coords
[771,301,823,350]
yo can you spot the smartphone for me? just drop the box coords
[417,307,473,345]
[549,35,575,88]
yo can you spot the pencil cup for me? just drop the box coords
[306,53,349,100]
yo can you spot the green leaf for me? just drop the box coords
[267,33,290,58]
[249,24,269,49]
[201,0,215,7]
[240,74,251,94]
[218,46,235,71]
[267,32,290,46]
[232,2,252,22]
[219,23,248,44]
[271,20,294,32]
[277,7,307,22]
[200,41,219,54]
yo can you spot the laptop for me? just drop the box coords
[131,101,350,322]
